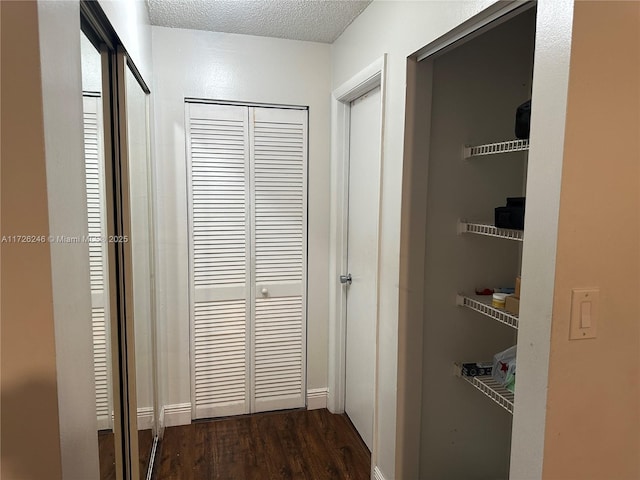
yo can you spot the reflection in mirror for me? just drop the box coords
[80,31,116,478]
[124,62,157,478]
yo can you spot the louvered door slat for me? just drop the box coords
[187,103,251,419]
[92,307,109,414]
[83,95,113,430]
[251,107,307,413]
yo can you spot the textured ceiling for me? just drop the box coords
[147,0,372,44]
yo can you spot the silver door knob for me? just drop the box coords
[339,274,352,285]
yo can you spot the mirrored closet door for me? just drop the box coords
[80,4,159,478]
[80,28,120,478]
[121,53,158,480]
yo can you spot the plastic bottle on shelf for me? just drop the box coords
[492,293,508,309]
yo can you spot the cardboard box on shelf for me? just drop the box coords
[505,295,520,315]
[515,276,521,298]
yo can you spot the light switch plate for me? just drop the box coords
[570,288,599,340]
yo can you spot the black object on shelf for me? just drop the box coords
[461,362,493,377]
[495,197,525,230]
[515,100,531,139]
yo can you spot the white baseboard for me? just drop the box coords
[97,408,154,431]
[97,414,111,431]
[137,406,154,430]
[160,392,329,427]
[306,388,328,410]
[162,403,192,428]
[373,466,386,480]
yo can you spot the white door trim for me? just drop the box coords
[328,55,386,468]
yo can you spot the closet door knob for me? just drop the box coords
[261,288,268,296]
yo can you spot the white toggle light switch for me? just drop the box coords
[570,288,599,340]
[580,301,592,328]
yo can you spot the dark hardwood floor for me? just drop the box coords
[153,408,371,480]
[98,430,116,480]
[98,428,154,480]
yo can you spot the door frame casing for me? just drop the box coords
[328,55,386,466]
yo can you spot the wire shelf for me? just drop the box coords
[464,139,529,158]
[454,363,515,413]
[461,373,515,414]
[457,294,519,329]
[458,221,524,241]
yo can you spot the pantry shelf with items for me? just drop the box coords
[455,277,522,412]
[406,4,538,478]
[453,363,516,413]
[456,190,525,410]
[454,139,528,410]
[455,132,528,410]
[455,293,519,330]
[454,103,531,414]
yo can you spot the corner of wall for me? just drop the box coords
[509,0,575,477]
[37,1,101,478]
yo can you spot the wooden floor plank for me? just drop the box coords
[154,409,371,480]
[159,424,196,480]
[302,409,369,480]
[193,421,212,479]
[99,429,154,480]
[98,431,116,480]
[246,415,275,480]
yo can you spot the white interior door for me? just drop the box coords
[251,107,307,413]
[345,85,382,450]
[187,103,307,419]
[186,103,251,419]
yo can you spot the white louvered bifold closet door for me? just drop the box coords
[83,95,113,430]
[186,103,251,419]
[187,103,307,419]
[250,107,307,413]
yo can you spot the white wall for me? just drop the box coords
[331,2,499,477]
[37,0,154,477]
[151,27,331,412]
[80,33,102,93]
[99,0,153,85]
